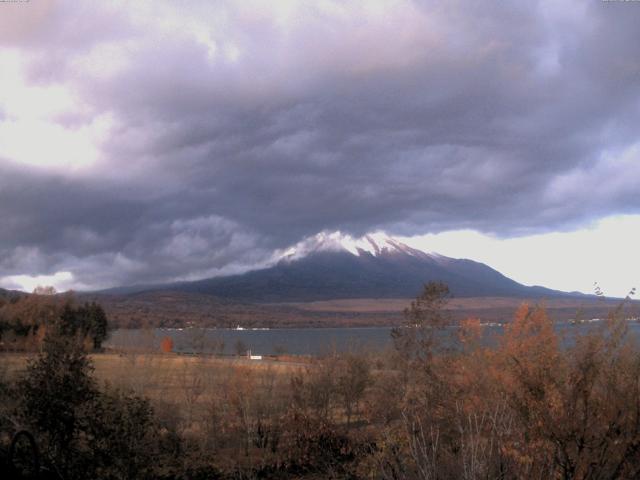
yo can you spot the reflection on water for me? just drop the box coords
[105,320,640,356]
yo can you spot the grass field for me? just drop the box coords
[0,350,334,474]
[1,351,306,417]
[276,296,639,324]
[278,296,633,312]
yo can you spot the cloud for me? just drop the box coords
[0,271,75,293]
[399,214,640,299]
[1,0,639,289]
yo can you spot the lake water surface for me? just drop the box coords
[105,320,640,356]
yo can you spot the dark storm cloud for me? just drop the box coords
[1,0,640,288]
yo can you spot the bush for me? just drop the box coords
[16,332,159,479]
[17,334,97,478]
[79,387,158,480]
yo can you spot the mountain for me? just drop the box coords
[133,233,573,302]
[0,287,24,301]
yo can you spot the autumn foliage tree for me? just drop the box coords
[160,336,174,353]
[494,303,640,479]
[365,283,640,480]
[0,293,109,351]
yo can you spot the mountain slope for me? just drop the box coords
[160,234,571,302]
[0,287,23,301]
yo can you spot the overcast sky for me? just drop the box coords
[1,0,639,297]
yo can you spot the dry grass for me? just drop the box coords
[276,296,640,324]
[278,296,631,312]
[1,350,316,474]
[1,351,304,408]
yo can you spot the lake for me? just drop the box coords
[105,320,640,356]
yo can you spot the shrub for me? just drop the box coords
[16,331,159,479]
[17,334,97,478]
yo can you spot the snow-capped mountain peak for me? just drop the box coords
[279,231,442,262]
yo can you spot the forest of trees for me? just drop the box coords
[0,291,109,351]
[2,282,640,479]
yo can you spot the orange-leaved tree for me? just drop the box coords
[160,336,174,353]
